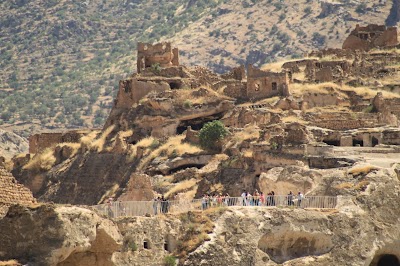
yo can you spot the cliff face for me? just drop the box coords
[0,168,399,266]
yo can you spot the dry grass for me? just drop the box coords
[23,147,56,171]
[138,135,202,170]
[209,183,224,194]
[334,182,354,189]
[56,142,81,158]
[354,181,370,191]
[90,125,115,152]
[234,124,260,141]
[165,178,198,198]
[348,164,378,176]
[175,86,230,106]
[80,130,99,146]
[290,82,345,97]
[176,211,214,259]
[0,260,21,266]
[261,57,317,72]
[340,84,400,99]
[282,115,307,124]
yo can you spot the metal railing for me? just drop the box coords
[91,195,338,218]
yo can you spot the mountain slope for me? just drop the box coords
[0,0,397,135]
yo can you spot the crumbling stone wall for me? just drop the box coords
[220,65,246,80]
[305,60,350,82]
[115,79,170,108]
[247,65,290,101]
[0,166,35,217]
[343,24,398,51]
[29,130,91,154]
[137,42,179,73]
[222,81,247,99]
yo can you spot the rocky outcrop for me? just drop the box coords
[0,129,28,159]
[183,168,400,265]
[0,204,122,266]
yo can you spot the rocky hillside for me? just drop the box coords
[1,166,399,265]
[0,0,397,135]
[0,129,28,159]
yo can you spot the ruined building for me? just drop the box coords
[342,24,398,50]
[246,65,290,100]
[137,42,179,73]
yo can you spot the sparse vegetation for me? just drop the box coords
[176,211,214,259]
[23,148,56,171]
[199,121,229,150]
[164,255,177,266]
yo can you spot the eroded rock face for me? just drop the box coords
[0,204,122,266]
[258,230,333,263]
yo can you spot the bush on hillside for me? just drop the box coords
[199,121,228,150]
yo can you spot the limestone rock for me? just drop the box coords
[0,204,122,266]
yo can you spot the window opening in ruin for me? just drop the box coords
[143,240,150,249]
[164,242,169,251]
[272,82,277,90]
[352,139,363,147]
[255,83,260,91]
[372,137,379,147]
[323,140,340,146]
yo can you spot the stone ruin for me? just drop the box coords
[29,130,93,154]
[246,65,290,101]
[137,42,179,74]
[343,24,398,51]
[0,165,35,217]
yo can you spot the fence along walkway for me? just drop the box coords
[92,195,338,218]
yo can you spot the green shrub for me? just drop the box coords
[199,121,228,150]
[183,100,192,108]
[164,255,176,266]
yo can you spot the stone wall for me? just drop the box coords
[247,65,289,101]
[137,42,179,73]
[115,79,170,108]
[343,24,398,50]
[29,130,91,154]
[0,166,35,217]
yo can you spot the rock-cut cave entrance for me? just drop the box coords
[323,139,340,146]
[176,112,226,135]
[370,254,400,266]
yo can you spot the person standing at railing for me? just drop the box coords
[254,190,260,206]
[202,194,208,210]
[271,191,276,206]
[241,190,247,206]
[224,193,230,206]
[153,197,160,215]
[287,191,294,206]
[217,194,223,207]
[297,192,304,207]
[260,192,265,206]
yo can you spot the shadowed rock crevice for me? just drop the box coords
[257,231,333,263]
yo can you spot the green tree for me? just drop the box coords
[199,120,229,150]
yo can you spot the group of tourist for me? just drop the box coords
[200,190,305,210]
[153,195,170,214]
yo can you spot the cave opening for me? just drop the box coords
[353,139,363,147]
[323,140,340,146]
[169,82,182,89]
[168,164,205,174]
[176,112,226,135]
[374,254,400,266]
[372,136,379,147]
